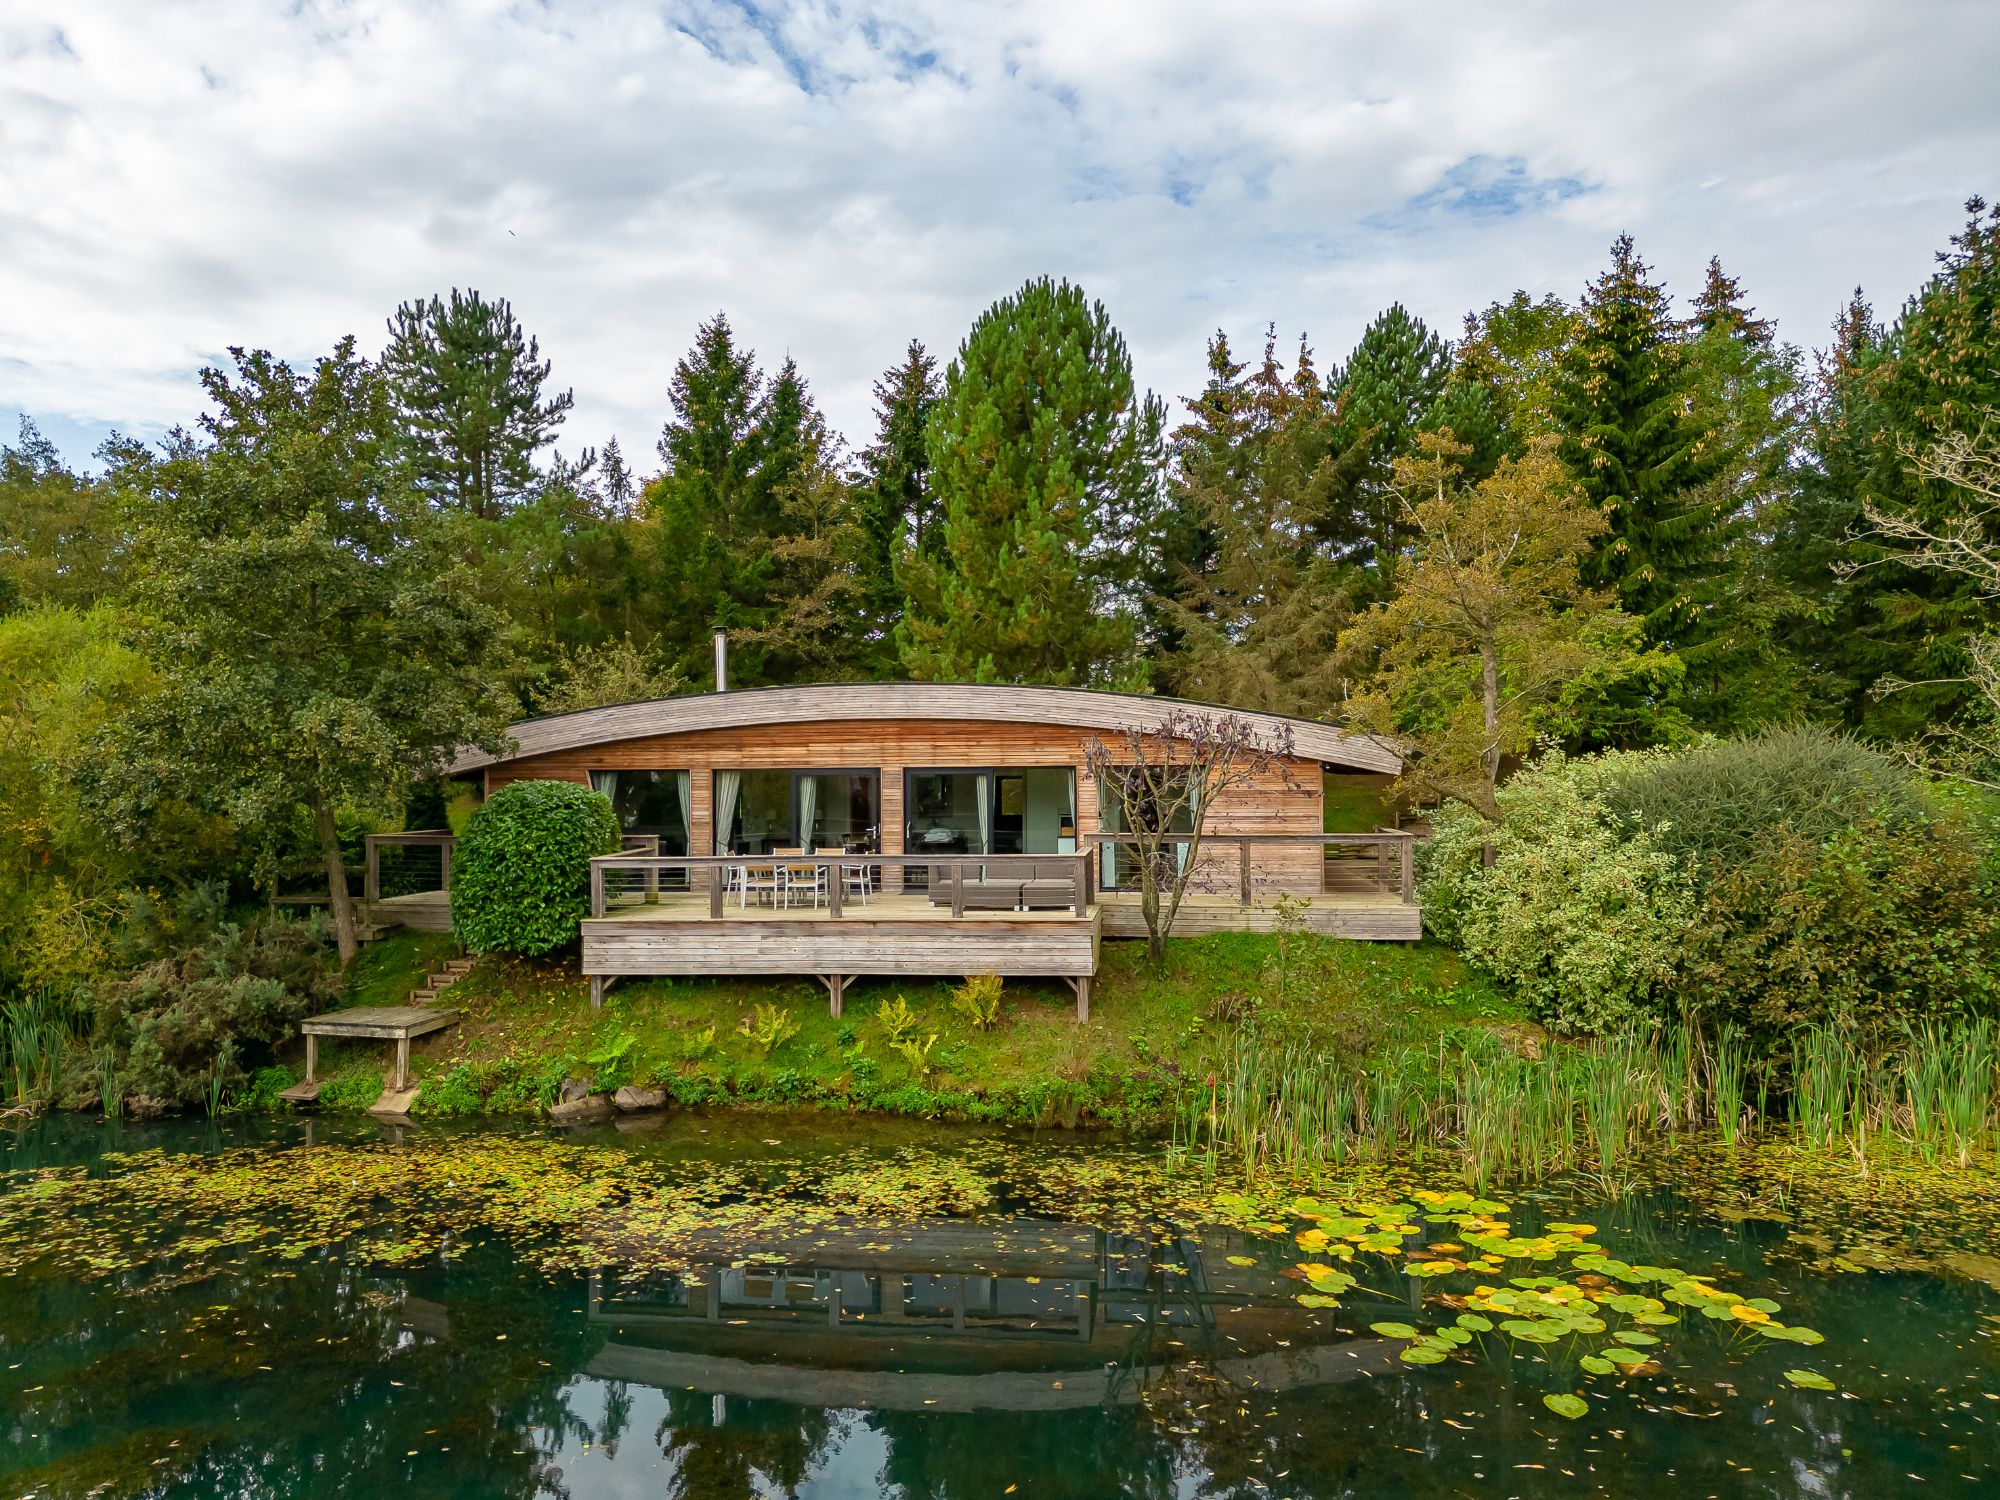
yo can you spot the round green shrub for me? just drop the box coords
[450,780,620,956]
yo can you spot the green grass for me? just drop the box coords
[349,929,1519,1128]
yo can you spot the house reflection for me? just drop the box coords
[577,1219,1401,1413]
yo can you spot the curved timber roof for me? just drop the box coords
[450,683,1400,776]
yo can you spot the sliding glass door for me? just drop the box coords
[904,767,1076,886]
[714,770,880,854]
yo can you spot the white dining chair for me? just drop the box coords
[840,849,873,906]
[737,858,781,909]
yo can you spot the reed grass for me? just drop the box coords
[1177,1015,2000,1186]
[2,994,76,1110]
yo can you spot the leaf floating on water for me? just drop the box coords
[1369,1322,1420,1339]
[1783,1369,1836,1391]
[1543,1393,1589,1420]
[1225,1255,1256,1268]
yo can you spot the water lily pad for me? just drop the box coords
[1399,1345,1447,1365]
[1370,1321,1420,1338]
[1612,1331,1659,1347]
[1225,1255,1256,1268]
[1579,1355,1615,1375]
[1783,1368,1836,1391]
[1455,1313,1494,1333]
[1542,1392,1589,1420]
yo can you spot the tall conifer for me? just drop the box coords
[897,277,1164,687]
[855,341,942,673]
[381,288,572,518]
[1552,234,1720,645]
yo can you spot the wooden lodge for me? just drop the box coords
[368,684,1417,1018]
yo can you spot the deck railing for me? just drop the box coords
[1083,830,1417,906]
[365,831,660,904]
[587,851,1097,920]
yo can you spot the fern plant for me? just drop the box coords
[891,1032,938,1078]
[745,1002,801,1057]
[875,994,918,1046]
[949,974,1003,1031]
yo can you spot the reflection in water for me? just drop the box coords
[1,1115,1996,1499]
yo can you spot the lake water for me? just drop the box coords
[1,1113,1995,1498]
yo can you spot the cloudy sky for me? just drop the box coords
[4,0,1997,470]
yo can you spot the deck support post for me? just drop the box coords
[1239,840,1252,907]
[818,973,854,1018]
[394,1035,410,1093]
[304,1033,318,1084]
[590,974,620,1010]
[827,859,843,918]
[709,864,725,918]
[590,862,605,919]
[949,862,964,919]
[1064,975,1091,1024]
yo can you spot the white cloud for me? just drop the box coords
[2,0,1996,466]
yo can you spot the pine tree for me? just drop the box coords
[853,341,941,673]
[643,314,773,679]
[599,436,636,513]
[1552,234,1721,646]
[1140,329,1248,677]
[1689,256,1776,346]
[1837,197,2000,737]
[1779,288,1882,722]
[1158,329,1365,715]
[897,277,1164,687]
[1323,306,1450,574]
[381,288,573,518]
[1676,257,1812,728]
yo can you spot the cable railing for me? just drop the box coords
[1081,830,1416,906]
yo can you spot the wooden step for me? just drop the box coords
[368,1081,422,1115]
[276,1077,323,1104]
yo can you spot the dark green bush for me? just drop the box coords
[93,896,339,1107]
[1682,816,2000,1036]
[1601,724,1925,868]
[450,780,620,956]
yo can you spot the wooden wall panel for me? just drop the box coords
[484,717,1336,896]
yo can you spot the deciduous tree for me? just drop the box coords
[95,341,514,963]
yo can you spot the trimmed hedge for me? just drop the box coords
[450,780,620,956]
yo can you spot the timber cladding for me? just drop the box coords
[481,717,1330,892]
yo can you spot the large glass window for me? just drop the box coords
[905,767,1075,886]
[591,770,690,855]
[1099,767,1197,889]
[715,770,880,854]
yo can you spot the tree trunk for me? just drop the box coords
[315,795,359,966]
[1140,853,1165,965]
[1480,637,1502,810]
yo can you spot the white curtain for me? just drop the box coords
[589,770,617,804]
[674,771,692,855]
[798,775,818,852]
[713,771,740,855]
[975,774,992,854]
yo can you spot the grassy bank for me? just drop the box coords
[282,931,1519,1127]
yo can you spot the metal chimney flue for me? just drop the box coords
[713,630,728,693]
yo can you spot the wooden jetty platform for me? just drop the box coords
[279,1005,460,1112]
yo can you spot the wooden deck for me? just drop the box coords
[581,892,1104,1020]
